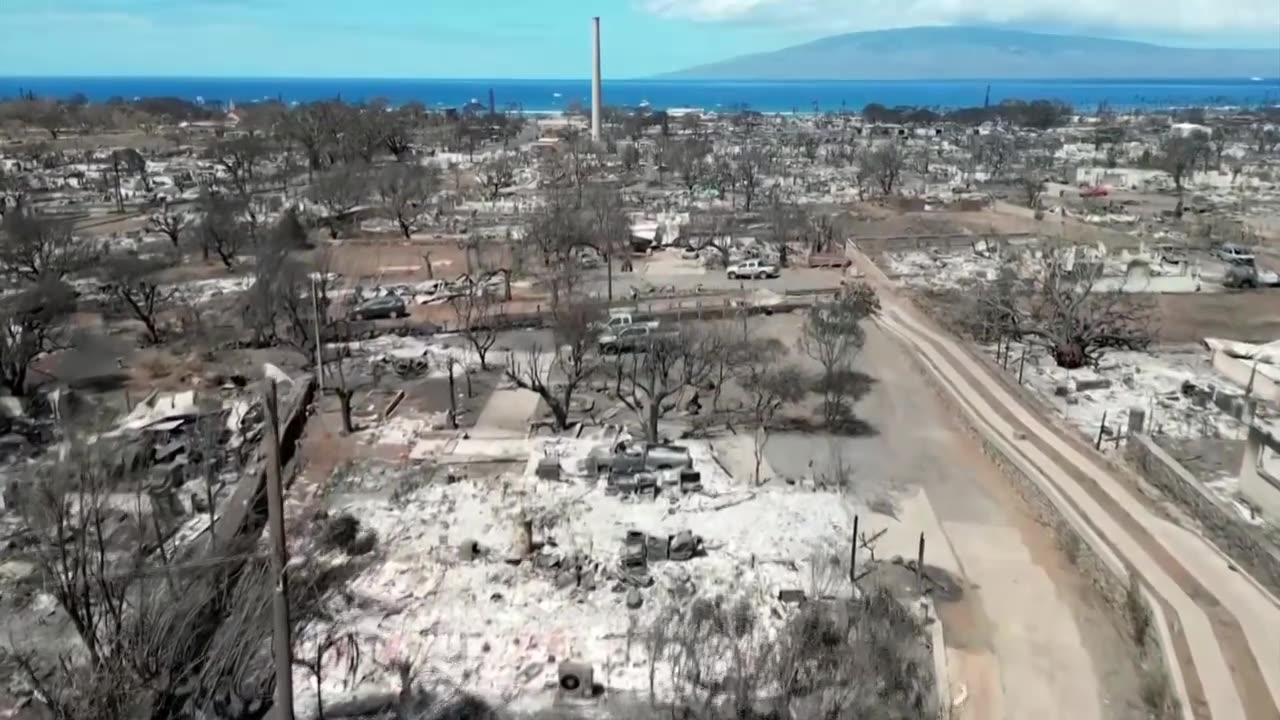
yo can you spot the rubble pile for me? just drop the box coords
[300,436,860,712]
[881,248,1005,291]
[340,335,483,379]
[1011,345,1253,442]
[0,386,271,563]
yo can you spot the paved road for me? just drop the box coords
[853,249,1280,720]
[583,251,846,299]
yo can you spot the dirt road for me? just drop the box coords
[755,315,1143,720]
[854,249,1280,720]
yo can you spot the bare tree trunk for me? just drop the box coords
[647,400,660,443]
[337,388,354,433]
[448,361,458,429]
[112,163,124,213]
[753,426,766,486]
[606,253,614,302]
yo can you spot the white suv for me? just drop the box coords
[726,259,780,280]
[1214,243,1256,265]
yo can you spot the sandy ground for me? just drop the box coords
[1151,291,1280,344]
[471,387,544,438]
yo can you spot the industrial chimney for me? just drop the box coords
[591,17,602,142]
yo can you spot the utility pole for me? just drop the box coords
[263,382,295,720]
[591,16,603,142]
[311,276,325,394]
[916,532,926,593]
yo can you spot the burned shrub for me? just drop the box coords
[318,511,377,556]
[647,585,935,720]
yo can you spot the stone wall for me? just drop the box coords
[1126,433,1280,597]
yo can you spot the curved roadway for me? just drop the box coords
[853,250,1280,720]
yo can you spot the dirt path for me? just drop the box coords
[854,249,1280,720]
[858,322,1138,720]
[750,310,1143,718]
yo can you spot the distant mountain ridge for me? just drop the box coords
[661,27,1280,81]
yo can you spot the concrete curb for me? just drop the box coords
[925,598,954,718]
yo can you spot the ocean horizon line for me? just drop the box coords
[4,76,1277,113]
[4,75,1278,84]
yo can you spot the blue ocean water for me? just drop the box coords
[3,77,1278,112]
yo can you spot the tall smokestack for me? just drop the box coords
[591,17,602,142]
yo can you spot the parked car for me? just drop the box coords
[1225,264,1259,289]
[599,325,668,354]
[1224,262,1280,289]
[349,295,408,320]
[1213,243,1256,265]
[593,441,692,475]
[726,259,780,280]
[596,311,660,333]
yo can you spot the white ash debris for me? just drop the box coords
[356,415,448,447]
[165,276,256,305]
[302,437,858,710]
[1203,475,1271,527]
[881,249,1004,291]
[1006,344,1249,441]
[338,335,486,378]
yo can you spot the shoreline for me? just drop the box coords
[3,76,1277,113]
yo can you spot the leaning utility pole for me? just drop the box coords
[263,382,295,720]
[311,276,325,394]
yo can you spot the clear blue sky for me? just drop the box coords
[4,0,1277,78]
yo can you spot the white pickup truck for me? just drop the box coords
[726,259,780,280]
[597,311,661,333]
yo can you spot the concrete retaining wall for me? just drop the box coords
[1205,346,1280,404]
[1127,433,1280,597]
[1240,427,1280,520]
